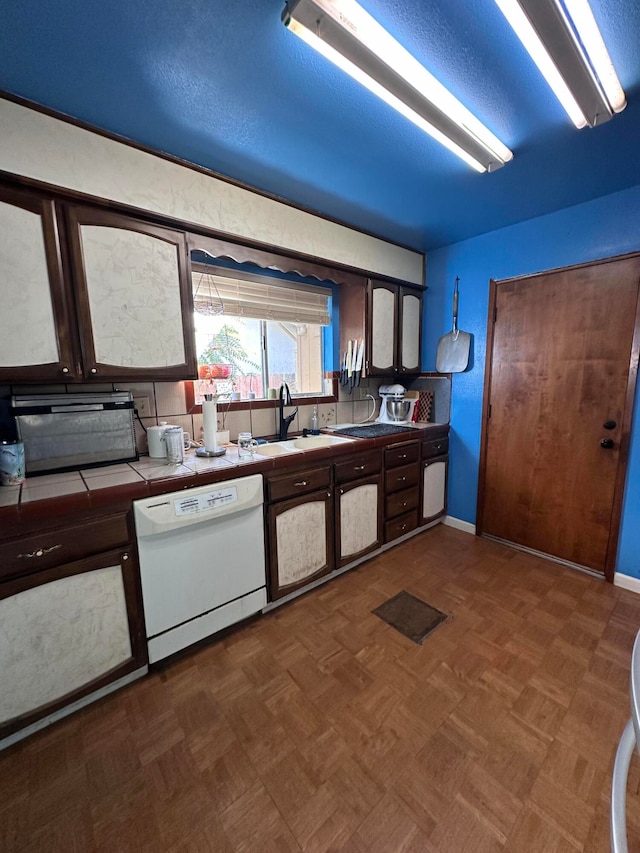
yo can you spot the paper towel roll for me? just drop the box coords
[202,399,219,452]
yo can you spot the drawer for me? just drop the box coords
[385,441,419,469]
[334,451,382,484]
[0,512,130,581]
[384,462,419,494]
[384,510,418,543]
[385,486,419,520]
[268,465,332,502]
[422,436,449,459]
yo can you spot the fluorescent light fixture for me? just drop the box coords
[282,0,513,173]
[494,0,626,128]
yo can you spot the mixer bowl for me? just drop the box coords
[387,399,411,421]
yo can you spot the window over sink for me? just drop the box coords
[191,257,333,402]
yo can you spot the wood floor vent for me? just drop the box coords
[372,590,447,644]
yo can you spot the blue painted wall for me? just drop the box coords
[423,183,640,578]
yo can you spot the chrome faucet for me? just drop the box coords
[278,382,298,440]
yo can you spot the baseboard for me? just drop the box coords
[443,516,476,535]
[614,573,640,595]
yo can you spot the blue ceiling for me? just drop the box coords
[1,0,639,253]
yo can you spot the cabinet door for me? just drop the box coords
[0,185,78,381]
[398,287,422,373]
[0,548,147,738]
[66,206,197,381]
[268,489,333,600]
[368,280,397,374]
[336,476,382,567]
[421,457,448,523]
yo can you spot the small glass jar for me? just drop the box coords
[164,427,185,464]
[237,432,258,460]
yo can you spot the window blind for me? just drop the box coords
[192,269,331,326]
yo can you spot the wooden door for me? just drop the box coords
[478,254,640,578]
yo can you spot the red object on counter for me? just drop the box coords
[198,364,231,380]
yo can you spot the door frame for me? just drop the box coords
[476,252,640,582]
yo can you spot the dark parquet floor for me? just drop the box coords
[3,525,640,851]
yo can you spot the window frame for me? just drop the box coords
[186,256,341,415]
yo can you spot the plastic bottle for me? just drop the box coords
[311,405,320,435]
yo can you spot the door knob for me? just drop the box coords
[603,420,617,430]
[600,438,615,449]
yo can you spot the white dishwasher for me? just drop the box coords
[133,473,266,663]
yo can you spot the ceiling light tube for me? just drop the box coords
[494,0,626,128]
[282,0,513,172]
[562,0,626,112]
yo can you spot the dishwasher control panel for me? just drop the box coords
[133,473,264,538]
[174,487,238,516]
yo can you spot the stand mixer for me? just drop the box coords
[375,384,415,424]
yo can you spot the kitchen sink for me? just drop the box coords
[293,434,354,449]
[255,443,300,457]
[255,434,354,456]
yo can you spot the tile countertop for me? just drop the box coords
[0,423,449,528]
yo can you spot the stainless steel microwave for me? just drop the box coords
[10,392,138,475]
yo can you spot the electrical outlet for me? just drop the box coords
[133,396,151,417]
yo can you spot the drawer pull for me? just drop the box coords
[400,524,407,531]
[399,476,406,482]
[398,454,407,459]
[294,480,308,487]
[402,501,407,507]
[353,465,365,471]
[122,553,129,561]
[18,544,62,559]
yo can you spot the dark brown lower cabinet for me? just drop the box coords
[0,546,147,741]
[384,440,420,543]
[421,456,448,523]
[420,432,449,525]
[335,475,383,568]
[266,464,334,600]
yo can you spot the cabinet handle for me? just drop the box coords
[61,366,69,374]
[353,465,365,471]
[17,544,62,559]
[122,553,129,561]
[90,368,98,374]
[340,488,344,495]
[294,480,308,487]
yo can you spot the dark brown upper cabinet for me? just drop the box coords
[0,184,197,383]
[0,184,79,382]
[66,205,196,382]
[367,280,423,376]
